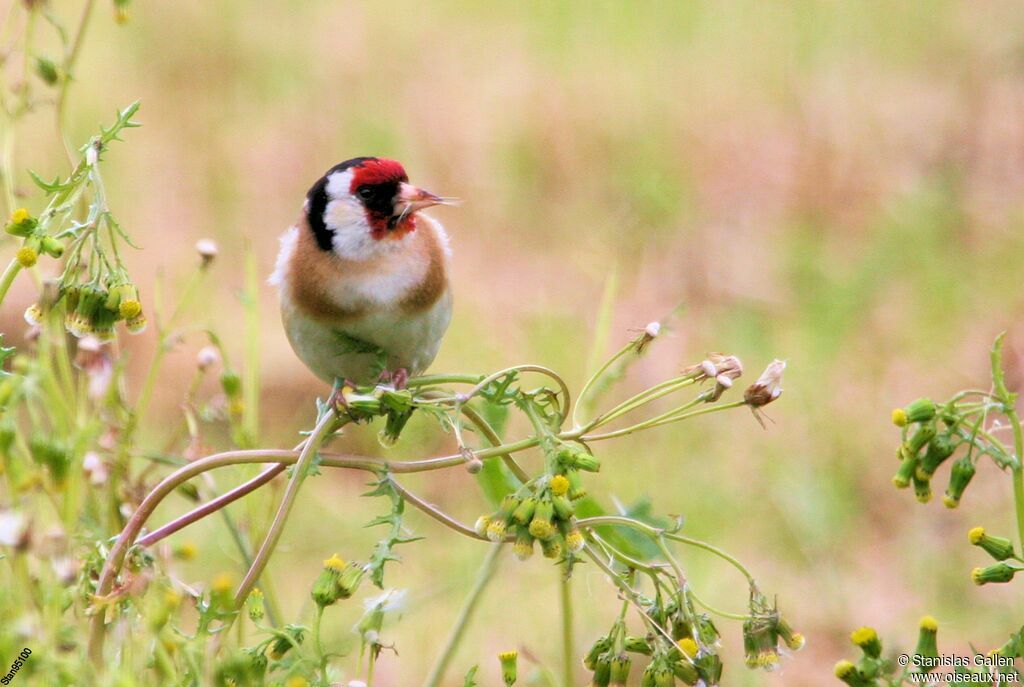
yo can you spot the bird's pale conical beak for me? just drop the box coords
[397,182,445,213]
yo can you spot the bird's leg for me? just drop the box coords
[379,367,409,390]
[328,378,359,414]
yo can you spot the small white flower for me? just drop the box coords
[195,238,218,263]
[83,451,109,485]
[0,511,28,547]
[197,345,220,371]
[51,556,79,585]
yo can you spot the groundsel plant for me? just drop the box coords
[835,334,1024,687]
[0,3,802,686]
[79,324,796,686]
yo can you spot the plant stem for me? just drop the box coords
[0,258,22,307]
[137,464,287,547]
[577,515,756,585]
[559,572,574,687]
[422,544,504,687]
[991,334,1024,549]
[313,605,328,685]
[233,410,339,607]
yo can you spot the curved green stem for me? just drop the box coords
[0,258,22,307]
[233,410,340,607]
[581,400,745,442]
[577,515,755,585]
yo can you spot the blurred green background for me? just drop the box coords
[4,1,1024,684]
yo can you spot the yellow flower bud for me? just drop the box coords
[16,246,37,267]
[550,474,570,496]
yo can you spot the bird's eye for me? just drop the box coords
[356,186,373,199]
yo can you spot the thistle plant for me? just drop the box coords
[835,334,1024,686]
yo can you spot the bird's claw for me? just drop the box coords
[378,368,409,390]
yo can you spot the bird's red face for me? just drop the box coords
[305,157,446,258]
[347,158,443,238]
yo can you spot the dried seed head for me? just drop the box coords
[196,238,218,266]
[744,359,785,407]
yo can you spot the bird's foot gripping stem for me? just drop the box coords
[378,367,409,390]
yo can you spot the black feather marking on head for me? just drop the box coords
[305,176,333,251]
[304,157,379,251]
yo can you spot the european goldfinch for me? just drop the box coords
[271,157,453,388]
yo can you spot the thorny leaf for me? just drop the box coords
[363,476,423,587]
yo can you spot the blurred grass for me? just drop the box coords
[5,1,1024,684]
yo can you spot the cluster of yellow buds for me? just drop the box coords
[6,209,64,269]
[742,612,803,672]
[583,609,727,686]
[475,448,593,561]
[38,279,146,341]
[890,398,975,507]
[836,617,941,686]
[310,554,365,608]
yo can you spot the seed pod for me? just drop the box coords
[529,500,556,540]
[912,474,932,503]
[540,537,563,560]
[907,422,937,454]
[590,655,612,687]
[917,434,956,480]
[943,457,976,508]
[35,57,59,85]
[513,529,535,561]
[968,526,1016,561]
[672,658,699,685]
[552,494,575,520]
[892,449,918,490]
[972,562,1019,585]
[914,616,939,669]
[609,654,631,687]
[512,497,538,525]
[904,398,937,424]
[40,236,64,258]
[583,636,611,670]
[623,636,652,655]
[498,650,518,686]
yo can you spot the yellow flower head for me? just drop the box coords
[891,408,909,427]
[919,615,938,632]
[565,528,585,553]
[174,542,197,560]
[486,519,507,542]
[834,660,857,679]
[11,208,29,224]
[16,246,37,268]
[211,571,235,594]
[550,474,570,497]
[850,626,878,647]
[323,554,346,571]
[528,518,555,540]
[968,526,985,545]
[677,637,698,659]
[785,632,806,651]
[119,298,142,320]
[474,515,491,537]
